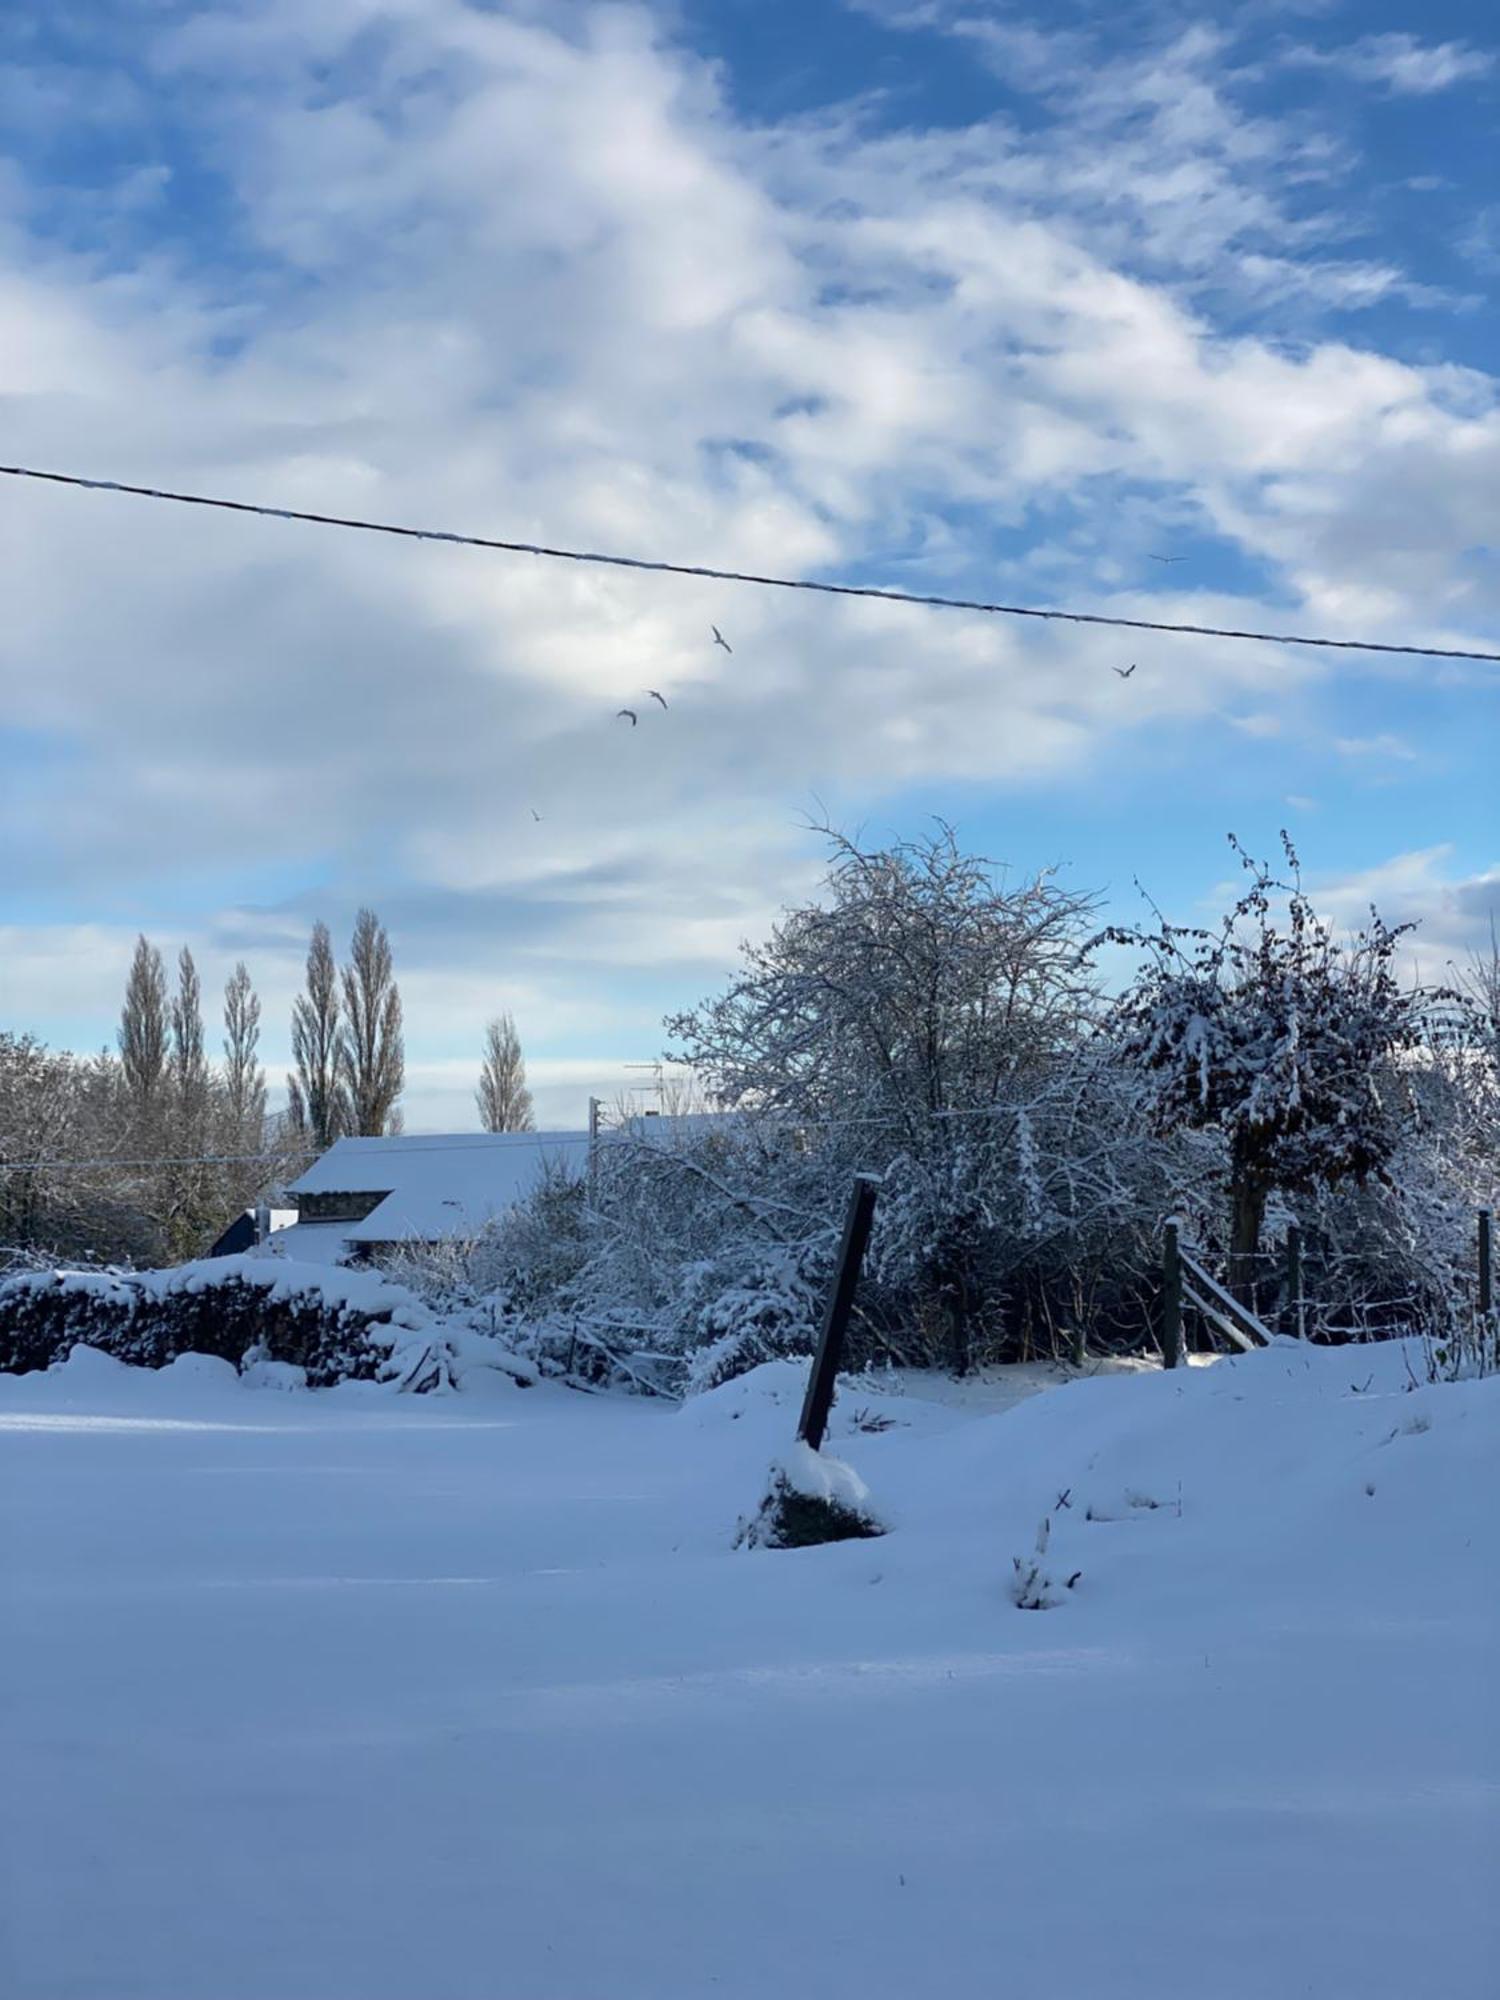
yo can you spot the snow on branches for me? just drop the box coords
[1102,834,1437,1296]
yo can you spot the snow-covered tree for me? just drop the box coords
[668,823,1096,1134]
[1103,835,1428,1302]
[668,823,1101,1370]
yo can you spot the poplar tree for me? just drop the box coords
[339,909,404,1137]
[223,962,266,1150]
[477,1013,535,1132]
[118,936,169,1118]
[290,921,345,1150]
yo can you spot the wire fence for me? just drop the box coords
[1176,1212,1495,1351]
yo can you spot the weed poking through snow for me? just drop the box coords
[1010,1516,1081,1610]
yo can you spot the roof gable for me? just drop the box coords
[288,1131,590,1243]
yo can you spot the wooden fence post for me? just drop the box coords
[797,1175,880,1454]
[1480,1208,1493,1320]
[1283,1222,1303,1340]
[1162,1218,1182,1370]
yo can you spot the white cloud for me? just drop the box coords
[1310,848,1500,970]
[1332,733,1419,762]
[0,1,1496,1121]
[1292,33,1496,96]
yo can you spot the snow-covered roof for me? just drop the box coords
[287,1132,591,1244]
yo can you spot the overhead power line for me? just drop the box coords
[2,1100,1054,1174]
[3,462,1497,664]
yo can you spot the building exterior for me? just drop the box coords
[272,1130,592,1265]
[205,1206,297,1258]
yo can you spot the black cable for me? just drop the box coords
[4,462,1497,663]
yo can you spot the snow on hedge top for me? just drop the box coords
[7,1253,435,1322]
[287,1131,591,1242]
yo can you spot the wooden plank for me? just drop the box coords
[1179,1246,1273,1348]
[1182,1282,1260,1354]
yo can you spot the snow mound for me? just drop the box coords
[681,1357,812,1427]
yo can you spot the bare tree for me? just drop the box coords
[119,936,169,1117]
[164,947,217,1259]
[171,948,209,1125]
[477,1013,535,1132]
[340,909,404,1137]
[223,962,266,1150]
[290,921,346,1151]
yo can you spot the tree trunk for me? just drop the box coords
[1228,1135,1269,1310]
[944,1283,970,1378]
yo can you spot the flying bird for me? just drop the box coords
[1148,554,1186,565]
[646,689,668,709]
[711,626,732,654]
[616,708,638,726]
[1113,663,1138,678]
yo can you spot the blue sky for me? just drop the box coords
[1,0,1496,1127]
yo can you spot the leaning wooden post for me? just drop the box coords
[1480,1208,1493,1320]
[1283,1222,1303,1340]
[798,1175,880,1454]
[1161,1217,1182,1370]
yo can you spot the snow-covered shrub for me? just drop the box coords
[736,1442,885,1549]
[680,1242,823,1394]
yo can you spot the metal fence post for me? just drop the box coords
[797,1175,880,1453]
[587,1096,601,1201]
[1162,1218,1182,1370]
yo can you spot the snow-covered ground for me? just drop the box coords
[2,1340,1495,1999]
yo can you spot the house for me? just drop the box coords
[205,1205,298,1258]
[270,1130,593,1265]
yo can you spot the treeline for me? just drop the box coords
[3,910,400,1266]
[2,943,278,1268]
[3,902,540,1268]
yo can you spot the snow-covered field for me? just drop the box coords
[2,1340,1495,1999]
